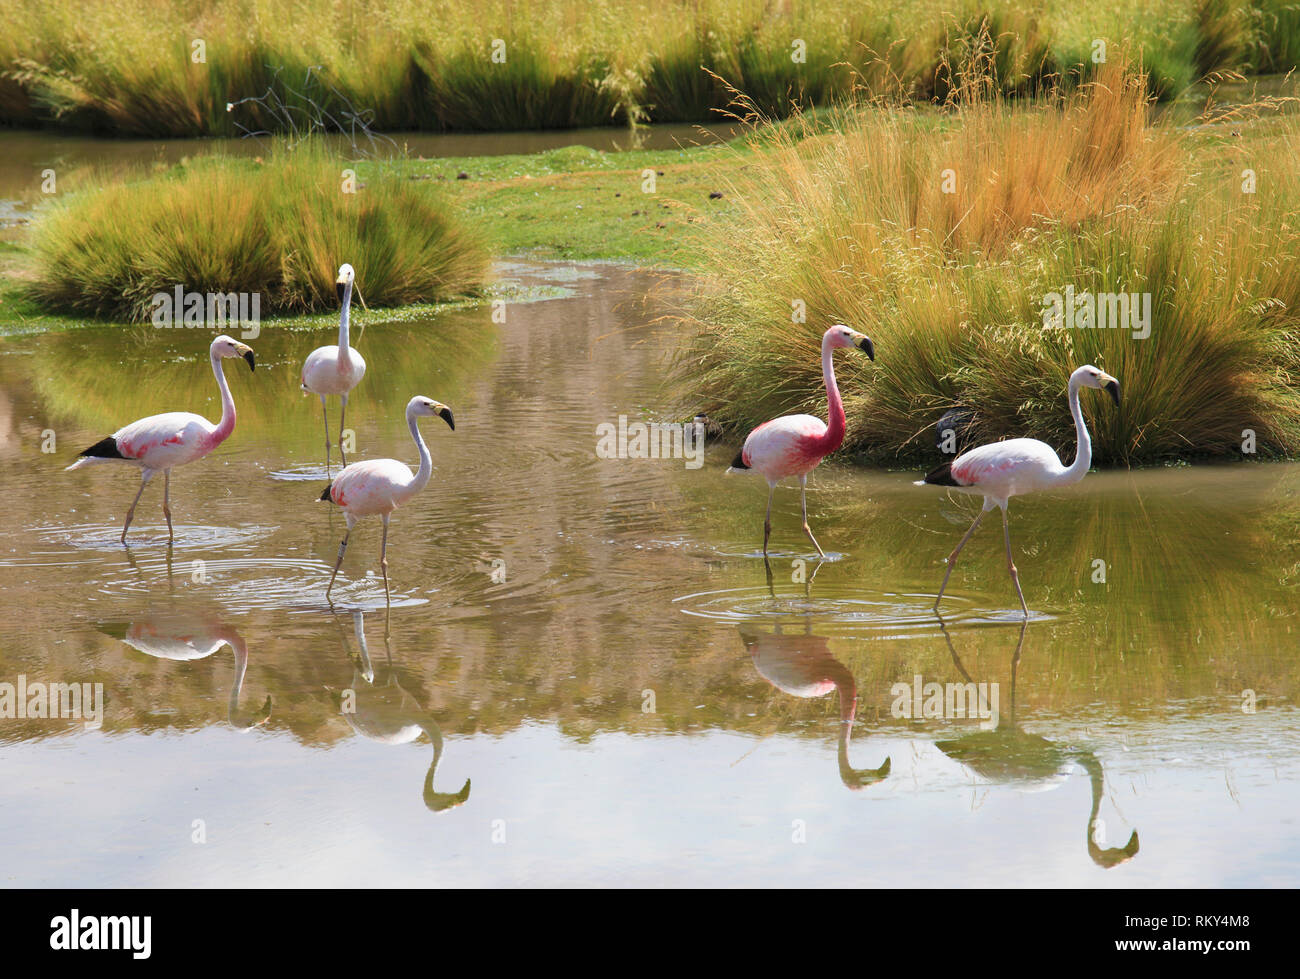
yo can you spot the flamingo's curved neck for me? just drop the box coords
[221,630,268,729]
[1060,375,1092,485]
[419,718,471,811]
[813,335,847,455]
[211,349,236,445]
[421,720,446,773]
[406,409,433,498]
[835,682,870,786]
[337,282,353,364]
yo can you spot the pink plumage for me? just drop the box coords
[728,324,875,558]
[738,623,890,788]
[64,335,256,544]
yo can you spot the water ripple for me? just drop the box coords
[32,522,274,555]
[673,584,1051,637]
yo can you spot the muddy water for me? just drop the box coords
[0,263,1297,886]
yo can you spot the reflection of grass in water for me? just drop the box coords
[682,461,1299,678]
[26,305,498,448]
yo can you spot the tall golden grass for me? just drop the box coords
[27,140,488,319]
[1,0,1296,135]
[678,62,1300,464]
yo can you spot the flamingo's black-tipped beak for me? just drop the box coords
[857,335,875,360]
[335,281,346,304]
[425,777,471,813]
[438,407,455,431]
[1104,379,1120,406]
[243,350,256,372]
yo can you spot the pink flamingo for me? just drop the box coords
[728,324,874,557]
[917,365,1121,617]
[301,263,366,473]
[739,623,891,789]
[320,396,455,602]
[65,335,256,544]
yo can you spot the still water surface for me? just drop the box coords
[0,264,1297,886]
[0,124,732,233]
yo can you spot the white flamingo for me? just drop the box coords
[917,365,1121,616]
[936,619,1140,868]
[727,324,874,557]
[302,263,367,472]
[65,335,256,544]
[319,396,455,601]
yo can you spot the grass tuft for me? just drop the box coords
[3,1,1300,136]
[676,62,1300,464]
[27,140,488,320]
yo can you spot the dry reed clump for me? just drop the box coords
[27,140,489,320]
[678,62,1300,464]
[2,0,1296,136]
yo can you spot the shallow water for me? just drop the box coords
[0,263,1297,887]
[0,124,733,233]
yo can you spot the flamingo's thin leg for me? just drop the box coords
[327,528,351,599]
[121,471,153,545]
[935,507,986,610]
[339,394,349,467]
[321,395,331,476]
[1002,506,1029,618]
[799,474,826,560]
[162,469,174,542]
[379,512,390,606]
[762,484,775,556]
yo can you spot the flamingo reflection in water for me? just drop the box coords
[737,560,890,789]
[101,610,272,731]
[935,618,1140,869]
[328,609,470,812]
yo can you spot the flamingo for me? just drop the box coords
[103,611,272,730]
[935,618,1139,868]
[302,263,367,473]
[727,324,874,558]
[739,622,891,789]
[319,396,455,602]
[65,335,256,544]
[330,609,471,811]
[917,364,1121,617]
